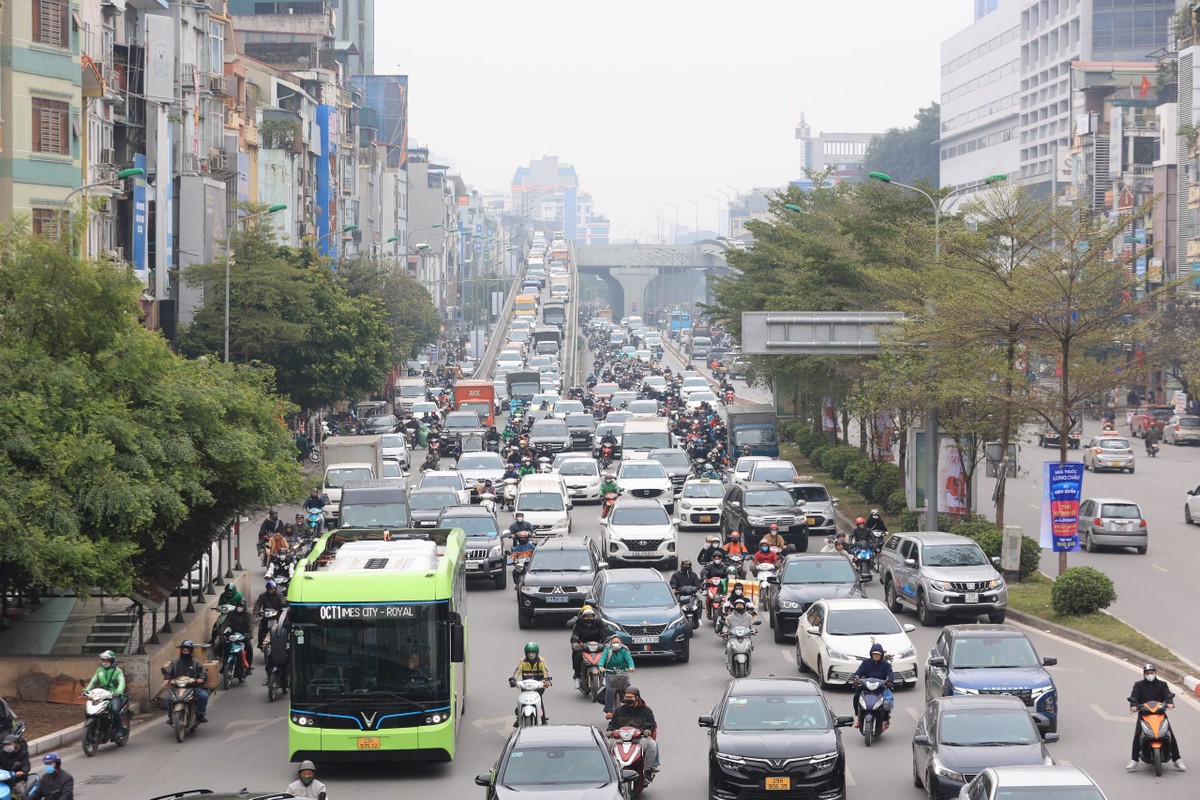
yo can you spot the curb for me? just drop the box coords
[25,703,143,758]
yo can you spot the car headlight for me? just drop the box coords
[680,501,692,510]
[489,543,503,557]
[748,516,767,525]
[715,752,745,768]
[932,760,965,782]
[825,647,853,661]
[557,516,570,528]
[519,586,538,595]
[810,750,838,769]
[928,579,950,591]
[1031,684,1055,699]
[988,578,1005,589]
[897,647,916,660]
[779,600,800,610]
[670,615,687,630]
[951,686,979,696]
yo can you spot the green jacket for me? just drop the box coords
[600,480,620,496]
[599,645,634,672]
[85,664,125,694]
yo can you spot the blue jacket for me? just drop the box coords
[854,655,894,683]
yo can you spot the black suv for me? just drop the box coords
[438,505,505,589]
[699,677,851,799]
[768,554,864,643]
[722,482,809,551]
[516,537,605,629]
[563,413,598,451]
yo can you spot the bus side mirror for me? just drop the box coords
[451,616,465,663]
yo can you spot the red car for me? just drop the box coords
[1130,406,1174,438]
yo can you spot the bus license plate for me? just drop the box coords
[765,777,791,790]
[545,596,569,603]
[632,636,658,644]
[357,737,380,750]
[697,515,714,523]
[965,593,979,604]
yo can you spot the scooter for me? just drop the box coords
[854,677,891,747]
[81,687,130,756]
[220,631,249,690]
[305,507,324,537]
[509,550,533,585]
[851,546,875,583]
[1132,701,1174,776]
[1146,439,1160,458]
[675,589,702,630]
[601,492,620,519]
[705,576,725,621]
[513,678,548,728]
[599,444,615,469]
[164,675,203,744]
[501,478,519,512]
[754,560,779,610]
[479,492,497,516]
[727,552,746,578]
[576,641,606,702]
[0,768,37,800]
[723,621,761,678]
[609,726,653,797]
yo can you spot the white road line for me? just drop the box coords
[845,768,856,787]
[1089,703,1129,723]
[780,649,795,664]
[906,706,920,721]
[1151,564,1168,573]
[1029,503,1040,509]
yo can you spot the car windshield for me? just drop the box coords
[381,462,403,478]
[1150,408,1174,420]
[628,402,658,413]
[530,550,594,572]
[365,415,397,428]
[826,607,901,635]
[559,462,598,477]
[500,744,613,786]
[989,789,1104,800]
[689,392,716,402]
[1177,417,1200,428]
[409,492,456,510]
[620,464,667,479]
[923,543,990,567]
[325,467,373,488]
[517,492,564,512]
[380,435,407,449]
[1098,438,1130,450]
[745,489,795,507]
[444,415,480,429]
[1099,503,1140,519]
[556,401,585,414]
[651,451,690,467]
[565,415,596,429]
[684,482,726,499]
[457,454,503,470]
[601,581,676,608]
[532,422,569,436]
[439,517,498,537]
[754,466,797,482]
[421,475,462,490]
[790,486,830,503]
[951,635,1040,668]
[720,696,831,731]
[782,558,857,585]
[938,709,1040,746]
[595,384,619,395]
[610,506,670,526]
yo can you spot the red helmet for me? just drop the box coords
[855,517,866,526]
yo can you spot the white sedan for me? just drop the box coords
[1187,482,1200,525]
[796,597,919,689]
[685,390,718,411]
[418,470,472,507]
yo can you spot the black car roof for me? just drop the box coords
[533,537,593,552]
[931,695,1034,713]
[727,676,823,696]
[944,624,1024,638]
[511,723,604,746]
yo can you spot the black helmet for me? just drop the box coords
[180,640,195,656]
[268,509,279,519]
[681,560,693,570]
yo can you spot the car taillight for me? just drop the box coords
[1140,519,1147,528]
[1094,518,1104,526]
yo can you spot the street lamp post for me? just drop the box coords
[224,203,287,363]
[56,167,145,244]
[868,171,1008,530]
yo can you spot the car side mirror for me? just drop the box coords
[1043,656,1058,666]
[835,715,854,728]
[474,774,492,787]
[928,655,947,668]
[913,734,930,746]
[831,497,840,506]
[598,517,608,526]
[698,714,715,728]
[902,623,916,633]
[991,556,1001,567]
[904,558,916,568]
[1043,732,1060,743]
[806,626,819,635]
[753,620,762,626]
[598,561,609,571]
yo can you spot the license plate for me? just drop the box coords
[765,777,791,791]
[632,635,658,644]
[965,592,979,604]
[545,596,569,603]
[697,515,714,523]
[357,737,380,750]
[466,559,482,569]
[807,517,818,525]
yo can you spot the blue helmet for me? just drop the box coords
[870,643,885,656]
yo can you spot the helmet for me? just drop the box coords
[581,606,596,617]
[711,549,724,559]
[42,752,60,765]
[706,535,718,544]
[768,523,779,531]
[266,580,277,589]
[623,686,642,702]
[870,643,885,656]
[869,509,881,517]
[855,517,866,526]
[99,649,116,666]
[298,760,317,773]
[726,566,738,575]
[1,735,20,754]
[226,582,237,593]
[180,640,195,652]
[268,509,279,519]
[730,532,741,541]
[681,560,693,570]
[1143,663,1157,673]
[524,642,540,657]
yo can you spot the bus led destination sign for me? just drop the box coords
[318,604,416,620]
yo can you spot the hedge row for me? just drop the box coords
[780,423,904,514]
[948,521,1041,581]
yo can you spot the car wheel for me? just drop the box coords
[1128,467,1135,474]
[884,578,901,613]
[493,569,507,590]
[816,656,831,688]
[517,609,534,629]
[916,593,936,627]
[1136,545,1147,555]
[927,768,941,800]
[675,642,690,663]
[987,610,1006,624]
[773,614,788,644]
[796,643,809,672]
[1083,531,1096,553]
[1187,505,1195,525]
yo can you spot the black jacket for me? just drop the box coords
[849,526,874,548]
[701,561,728,582]
[697,544,723,565]
[33,768,73,800]
[253,590,285,616]
[608,700,657,734]
[670,569,703,592]
[0,740,30,777]
[258,518,284,538]
[570,619,612,645]
[224,609,252,636]
[1129,678,1175,707]
[163,655,208,683]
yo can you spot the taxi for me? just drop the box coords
[1082,433,1135,473]
[677,476,726,530]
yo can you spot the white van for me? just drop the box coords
[620,416,673,460]
[514,474,572,535]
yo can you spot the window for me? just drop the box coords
[33,0,68,48]
[32,98,69,155]
[209,21,224,73]
[31,208,61,240]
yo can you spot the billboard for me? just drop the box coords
[1040,462,1083,552]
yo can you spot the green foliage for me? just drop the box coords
[820,446,861,481]
[884,489,908,516]
[809,445,832,470]
[861,102,941,187]
[950,521,1001,540]
[338,255,441,365]
[1050,567,1117,616]
[794,430,827,456]
[898,507,920,532]
[0,221,302,595]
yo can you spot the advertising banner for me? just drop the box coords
[131,153,147,278]
[938,437,970,516]
[1041,462,1083,552]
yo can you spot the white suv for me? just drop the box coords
[600,497,679,568]
[617,460,675,512]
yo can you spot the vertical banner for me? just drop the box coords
[821,397,837,432]
[131,153,148,280]
[1041,462,1083,552]
[938,437,970,516]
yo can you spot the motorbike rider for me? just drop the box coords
[501,462,521,482]
[569,607,612,688]
[599,472,621,497]
[852,644,894,730]
[253,581,285,650]
[216,581,243,608]
[721,574,755,615]
[1127,663,1185,771]
[420,451,440,472]
[162,640,209,724]
[699,462,721,480]
[697,535,723,566]
[257,509,284,543]
[508,513,535,537]
[28,752,72,800]
[518,456,538,479]
[849,519,875,550]
[752,542,780,575]
[484,425,501,450]
[865,510,888,536]
[599,428,619,452]
[83,651,127,736]
[669,560,704,595]
[286,760,328,800]
[760,523,788,551]
[268,529,289,560]
[1145,425,1162,455]
[722,531,750,559]
[509,642,552,725]
[720,597,757,637]
[701,549,728,581]
[607,686,660,776]
[599,635,636,715]
[0,733,30,796]
[222,599,254,672]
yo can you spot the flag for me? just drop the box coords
[1140,75,1152,98]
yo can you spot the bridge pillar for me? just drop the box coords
[608,266,658,318]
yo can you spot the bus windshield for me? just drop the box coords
[290,603,450,706]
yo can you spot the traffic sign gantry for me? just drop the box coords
[740,311,904,355]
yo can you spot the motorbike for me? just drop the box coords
[601,492,620,519]
[1133,701,1174,776]
[723,621,761,678]
[305,507,324,537]
[599,444,615,469]
[479,491,497,516]
[1146,439,1160,458]
[727,552,746,578]
[0,768,36,800]
[675,589,702,630]
[307,445,321,464]
[165,675,203,743]
[500,478,519,512]
[509,549,534,584]
[537,456,553,474]
[575,641,606,702]
[513,678,548,728]
[267,549,294,587]
[610,726,653,797]
[851,545,875,582]
[220,631,250,690]
[854,677,891,747]
[705,576,725,622]
[80,688,130,757]
[754,560,779,610]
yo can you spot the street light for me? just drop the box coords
[783,204,811,214]
[224,203,287,363]
[56,167,145,243]
[869,170,1008,529]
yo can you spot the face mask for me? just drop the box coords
[45,765,56,774]
[623,697,637,706]
[2,746,15,755]
[300,775,314,786]
[610,642,622,650]
[761,546,769,552]
[1146,674,1157,682]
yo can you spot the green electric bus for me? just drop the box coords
[286,527,467,762]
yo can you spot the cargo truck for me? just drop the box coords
[542,300,566,327]
[394,376,427,414]
[454,379,495,427]
[505,370,542,408]
[321,435,384,525]
[727,404,779,458]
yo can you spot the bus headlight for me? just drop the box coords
[424,713,446,725]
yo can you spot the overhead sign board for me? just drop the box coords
[741,312,904,355]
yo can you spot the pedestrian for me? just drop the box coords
[27,752,73,800]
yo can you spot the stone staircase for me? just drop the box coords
[50,600,139,655]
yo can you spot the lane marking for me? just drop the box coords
[780,649,795,664]
[1151,564,1168,573]
[1089,703,1130,723]
[906,706,921,721]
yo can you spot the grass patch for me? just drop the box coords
[779,443,900,531]
[1007,573,1186,668]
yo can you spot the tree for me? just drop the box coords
[861,103,941,188]
[338,255,441,367]
[0,220,302,596]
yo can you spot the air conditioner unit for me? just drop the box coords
[208,73,227,96]
[109,246,126,261]
[100,147,115,165]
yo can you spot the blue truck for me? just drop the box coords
[727,403,779,458]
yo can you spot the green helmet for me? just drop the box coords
[524,642,539,657]
[726,565,738,575]
[99,649,116,665]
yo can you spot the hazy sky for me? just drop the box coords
[376,1,974,240]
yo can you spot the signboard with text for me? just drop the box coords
[1040,462,1083,552]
